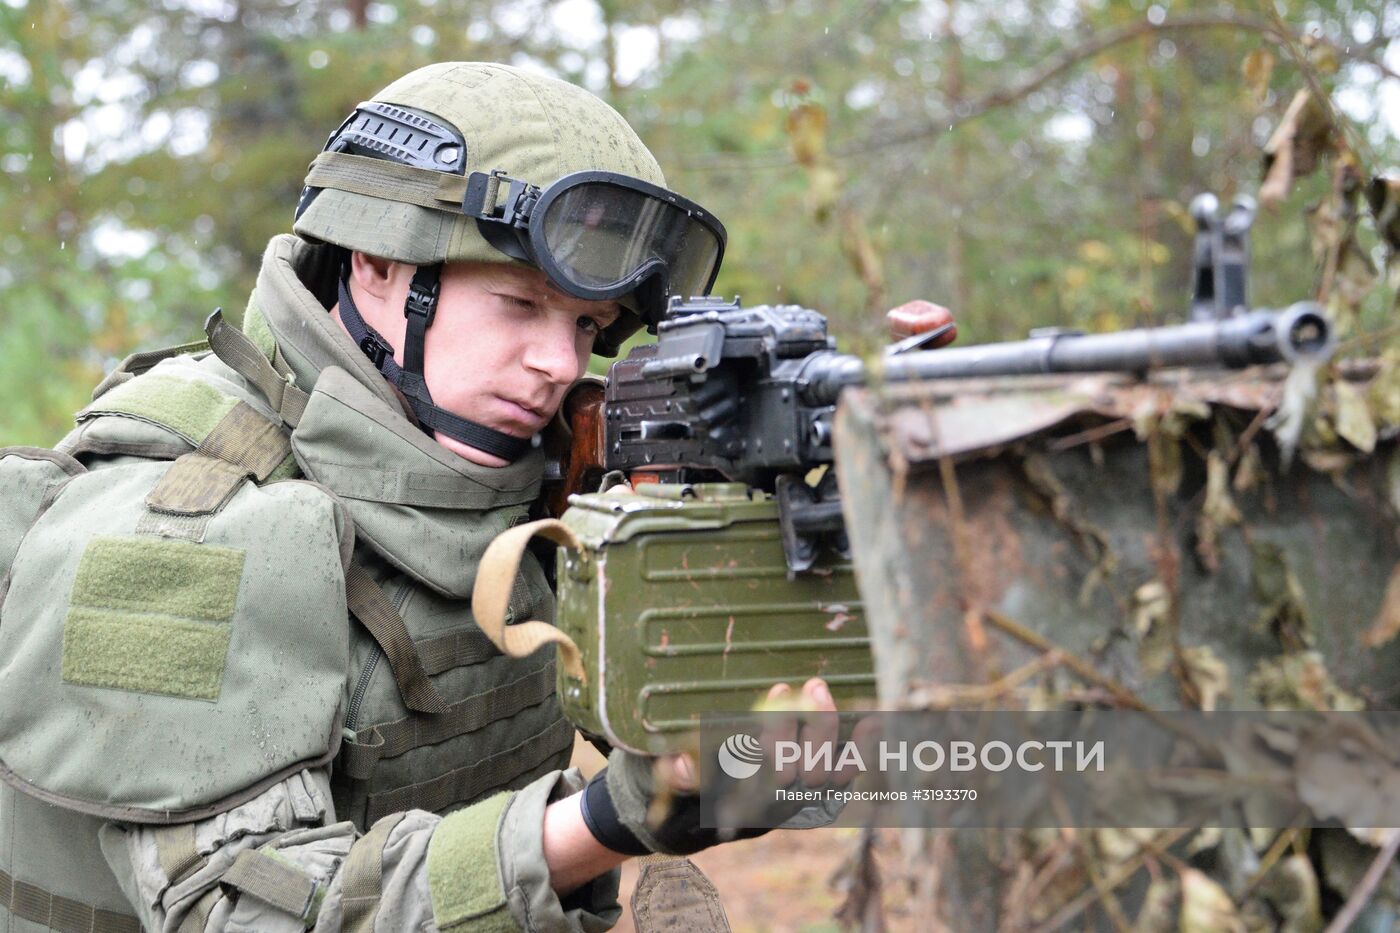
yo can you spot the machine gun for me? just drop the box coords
[549,188,1330,571]
[550,297,1332,575]
[500,195,1337,754]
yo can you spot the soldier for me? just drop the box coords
[0,62,836,932]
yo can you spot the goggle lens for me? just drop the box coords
[539,181,722,301]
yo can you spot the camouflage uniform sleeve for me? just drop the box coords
[97,767,623,932]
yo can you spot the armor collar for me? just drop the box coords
[247,234,545,598]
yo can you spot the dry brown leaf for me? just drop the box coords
[1255,854,1323,933]
[1307,40,1341,77]
[1349,826,1400,849]
[1134,875,1179,933]
[1367,174,1400,254]
[1334,240,1378,318]
[1093,827,1155,867]
[1248,541,1313,652]
[1265,360,1323,468]
[1318,830,1400,901]
[1260,134,1295,210]
[1133,580,1174,677]
[1021,454,1116,604]
[1178,868,1245,933]
[1241,49,1275,105]
[1249,826,1277,852]
[1186,828,1224,858]
[1232,444,1262,494]
[1178,645,1230,712]
[1366,354,1400,429]
[806,164,842,221]
[1148,428,1183,500]
[838,209,884,298]
[1261,90,1336,210]
[1307,202,1340,274]
[831,828,886,933]
[1248,651,1364,711]
[1359,563,1400,648]
[1299,448,1355,476]
[1197,451,1243,573]
[1332,378,1378,453]
[785,100,829,168]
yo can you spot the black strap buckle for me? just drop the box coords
[359,333,392,368]
[405,279,439,325]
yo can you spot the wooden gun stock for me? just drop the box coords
[543,379,607,518]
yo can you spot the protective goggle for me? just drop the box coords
[462,169,727,327]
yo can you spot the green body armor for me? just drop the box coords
[0,290,572,929]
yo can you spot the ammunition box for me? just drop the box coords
[555,482,874,754]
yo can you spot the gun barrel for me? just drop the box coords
[881,304,1333,384]
[797,353,867,407]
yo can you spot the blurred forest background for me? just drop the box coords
[1,0,1397,446]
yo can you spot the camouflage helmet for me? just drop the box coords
[294,61,672,355]
[294,62,725,463]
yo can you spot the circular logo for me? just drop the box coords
[717,733,764,779]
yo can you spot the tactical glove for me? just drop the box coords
[579,749,768,856]
[579,748,843,857]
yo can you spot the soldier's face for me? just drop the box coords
[422,262,620,466]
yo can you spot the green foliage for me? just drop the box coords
[1,0,1397,445]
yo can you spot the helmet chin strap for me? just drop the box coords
[336,263,533,462]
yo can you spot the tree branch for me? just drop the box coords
[1323,830,1400,933]
[1265,7,1377,165]
[674,11,1397,173]
[844,11,1292,156]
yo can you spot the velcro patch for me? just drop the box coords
[83,373,239,445]
[62,536,244,701]
[426,791,515,931]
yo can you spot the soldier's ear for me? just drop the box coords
[348,250,410,303]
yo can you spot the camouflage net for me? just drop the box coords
[832,359,1400,931]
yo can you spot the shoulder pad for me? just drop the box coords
[73,356,295,478]
[0,457,351,823]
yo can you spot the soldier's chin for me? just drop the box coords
[435,431,511,468]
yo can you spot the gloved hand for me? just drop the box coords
[577,678,850,857]
[578,746,771,856]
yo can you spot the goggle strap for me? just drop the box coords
[462,170,503,218]
[307,150,469,213]
[462,171,540,226]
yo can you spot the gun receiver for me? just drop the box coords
[604,299,839,486]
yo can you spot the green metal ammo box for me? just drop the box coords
[554,482,874,754]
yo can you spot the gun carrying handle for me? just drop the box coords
[473,518,588,684]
